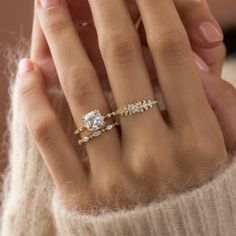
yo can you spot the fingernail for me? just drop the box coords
[18,59,34,74]
[40,0,60,8]
[199,22,223,44]
[194,53,210,72]
[198,0,210,9]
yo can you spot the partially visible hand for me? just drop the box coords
[30,0,224,88]
[16,0,235,213]
[194,48,236,156]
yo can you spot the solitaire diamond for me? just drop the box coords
[83,110,105,132]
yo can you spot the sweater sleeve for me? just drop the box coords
[52,158,236,236]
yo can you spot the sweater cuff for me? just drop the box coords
[52,158,236,236]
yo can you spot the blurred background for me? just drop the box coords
[0,1,33,174]
[0,0,236,174]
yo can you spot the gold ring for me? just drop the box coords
[115,100,159,117]
[74,110,117,136]
[78,122,120,145]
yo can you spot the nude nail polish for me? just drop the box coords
[194,53,209,72]
[40,0,60,8]
[199,22,223,44]
[18,59,34,74]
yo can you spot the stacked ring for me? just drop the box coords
[74,110,117,136]
[74,99,159,145]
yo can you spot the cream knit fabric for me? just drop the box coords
[0,61,236,236]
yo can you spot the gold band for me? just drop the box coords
[78,122,120,145]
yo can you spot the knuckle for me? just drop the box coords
[31,116,56,147]
[62,67,96,105]
[131,149,157,178]
[103,181,123,197]
[18,77,38,101]
[194,139,218,159]
[18,83,36,101]
[148,30,190,66]
[100,31,139,64]
[99,176,123,197]
[45,18,69,35]
[181,131,226,168]
[94,168,130,197]
[183,138,228,182]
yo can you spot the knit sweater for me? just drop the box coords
[0,61,236,236]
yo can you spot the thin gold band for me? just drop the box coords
[78,121,120,145]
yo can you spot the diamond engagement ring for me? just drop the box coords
[74,110,117,136]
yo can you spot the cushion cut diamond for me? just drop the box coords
[83,111,105,132]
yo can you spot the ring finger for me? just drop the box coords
[36,0,121,173]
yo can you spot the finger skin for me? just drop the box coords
[87,0,166,143]
[17,59,87,192]
[138,0,223,49]
[176,0,223,48]
[31,7,49,60]
[193,44,226,76]
[36,0,122,175]
[199,71,236,155]
[31,2,60,88]
[36,0,109,120]
[135,0,216,130]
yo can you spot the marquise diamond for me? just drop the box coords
[93,131,102,137]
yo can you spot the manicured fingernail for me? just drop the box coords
[199,22,223,44]
[40,0,60,8]
[18,59,34,74]
[194,53,210,72]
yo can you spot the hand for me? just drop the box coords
[17,0,235,212]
